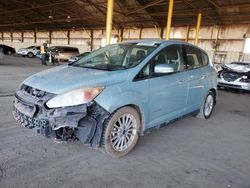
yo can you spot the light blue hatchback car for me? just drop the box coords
[13,40,217,157]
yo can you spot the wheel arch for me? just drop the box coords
[110,104,145,136]
[209,88,217,103]
[27,51,34,56]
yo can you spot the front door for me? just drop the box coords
[148,45,188,128]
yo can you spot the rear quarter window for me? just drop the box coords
[201,51,209,66]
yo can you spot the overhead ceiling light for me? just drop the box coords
[49,10,53,19]
[67,15,71,19]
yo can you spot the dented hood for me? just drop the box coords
[23,65,128,94]
[221,63,250,73]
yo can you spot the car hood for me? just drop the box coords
[221,63,250,73]
[23,65,129,94]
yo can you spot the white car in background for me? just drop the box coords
[17,46,40,58]
[218,62,250,91]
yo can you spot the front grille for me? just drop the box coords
[21,84,49,98]
[13,107,48,129]
[222,72,241,82]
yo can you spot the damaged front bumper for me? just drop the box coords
[218,78,250,91]
[12,85,110,148]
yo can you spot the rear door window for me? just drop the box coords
[184,45,203,69]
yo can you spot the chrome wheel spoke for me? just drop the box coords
[111,134,120,141]
[204,95,213,116]
[110,113,137,152]
[112,136,120,146]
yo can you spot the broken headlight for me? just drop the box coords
[240,76,250,83]
[46,87,104,108]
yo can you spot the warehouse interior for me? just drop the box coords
[0,0,250,188]
[1,0,250,63]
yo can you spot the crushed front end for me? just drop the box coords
[217,64,250,91]
[12,84,110,148]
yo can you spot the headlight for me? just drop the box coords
[46,87,104,108]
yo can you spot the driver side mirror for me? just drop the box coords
[154,64,174,74]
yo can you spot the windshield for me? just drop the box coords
[72,42,159,71]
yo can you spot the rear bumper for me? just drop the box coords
[12,88,110,148]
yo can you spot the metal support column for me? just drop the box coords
[11,32,13,42]
[49,31,52,44]
[119,28,124,42]
[34,31,37,43]
[165,0,174,40]
[194,13,202,45]
[90,29,93,51]
[139,28,142,40]
[185,25,190,42]
[105,0,114,45]
[67,30,70,45]
[160,27,164,39]
[21,32,24,43]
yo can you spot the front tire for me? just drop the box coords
[27,52,34,58]
[196,91,215,119]
[101,107,141,158]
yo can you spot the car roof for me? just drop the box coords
[49,46,78,49]
[120,39,207,54]
[121,39,188,45]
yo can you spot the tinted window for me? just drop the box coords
[185,45,203,69]
[152,45,184,73]
[64,47,78,53]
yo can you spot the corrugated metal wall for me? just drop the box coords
[1,24,250,63]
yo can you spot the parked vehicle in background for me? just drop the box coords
[0,48,4,61]
[13,40,217,158]
[46,46,79,62]
[68,52,90,63]
[17,46,40,58]
[218,62,250,91]
[0,44,16,55]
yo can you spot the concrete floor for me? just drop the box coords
[0,55,250,188]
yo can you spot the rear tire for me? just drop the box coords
[196,91,215,119]
[101,107,140,158]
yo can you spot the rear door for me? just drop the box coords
[183,45,208,113]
